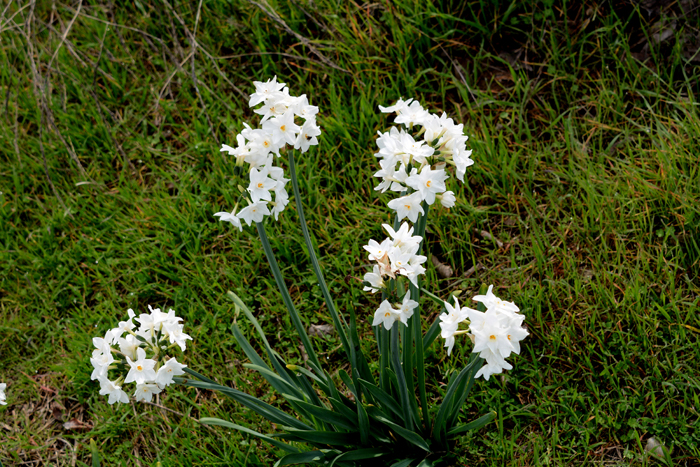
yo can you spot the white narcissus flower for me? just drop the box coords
[471,312,515,359]
[111,312,136,340]
[294,117,321,153]
[372,300,400,330]
[220,135,251,163]
[378,98,413,114]
[124,347,157,385]
[247,167,277,203]
[253,94,289,123]
[155,358,187,388]
[214,210,243,231]
[474,349,512,381]
[292,94,319,120]
[236,201,271,226]
[247,129,281,158]
[134,383,162,403]
[396,291,418,325]
[388,248,414,275]
[454,148,474,182]
[163,323,193,352]
[263,110,300,146]
[249,76,286,107]
[0,383,6,405]
[465,285,528,379]
[387,192,424,223]
[99,378,130,404]
[472,285,520,315]
[118,334,140,361]
[394,101,430,126]
[438,296,472,356]
[405,166,448,205]
[363,238,392,262]
[363,265,384,294]
[90,349,114,380]
[383,223,422,253]
[439,191,456,208]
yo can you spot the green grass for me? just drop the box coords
[1,0,699,465]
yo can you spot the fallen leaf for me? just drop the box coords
[477,230,504,248]
[431,255,454,278]
[308,324,334,337]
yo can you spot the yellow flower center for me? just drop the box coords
[280,125,286,132]
[263,141,270,147]
[384,312,391,317]
[137,365,143,371]
[257,182,264,189]
[426,180,432,187]
[489,335,496,340]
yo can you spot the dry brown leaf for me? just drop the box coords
[308,324,334,337]
[477,230,504,248]
[431,255,454,278]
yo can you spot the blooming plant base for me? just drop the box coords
[90,78,527,467]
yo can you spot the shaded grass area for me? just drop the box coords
[1,0,699,465]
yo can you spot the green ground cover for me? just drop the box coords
[1,0,699,465]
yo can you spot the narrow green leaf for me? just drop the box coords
[410,282,428,430]
[358,379,403,420]
[422,315,441,352]
[328,396,360,426]
[176,378,311,430]
[329,448,386,467]
[282,394,357,430]
[338,369,356,398]
[273,450,330,467]
[287,153,352,362]
[90,439,100,467]
[228,291,323,406]
[256,221,321,369]
[391,324,415,431]
[447,411,497,436]
[232,324,302,398]
[372,414,430,452]
[447,355,482,428]
[182,367,218,385]
[432,357,481,444]
[389,460,414,467]
[201,417,299,453]
[416,459,435,467]
[244,364,304,396]
[275,429,360,446]
[357,399,370,445]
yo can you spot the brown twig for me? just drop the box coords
[247,0,354,77]
[189,0,219,145]
[23,0,68,213]
[46,0,82,71]
[138,400,219,434]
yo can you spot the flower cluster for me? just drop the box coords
[90,306,191,404]
[362,222,427,292]
[439,285,528,380]
[371,291,419,330]
[215,76,321,229]
[0,383,5,405]
[374,98,473,222]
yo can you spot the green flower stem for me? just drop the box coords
[287,153,353,369]
[419,286,443,306]
[391,322,413,431]
[256,221,321,370]
[413,202,431,429]
[379,289,390,393]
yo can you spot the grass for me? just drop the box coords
[1,0,699,465]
